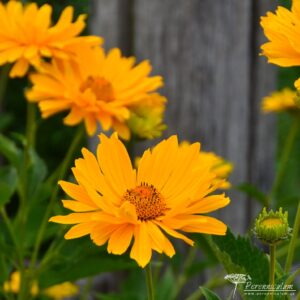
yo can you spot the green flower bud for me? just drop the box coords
[253,207,291,245]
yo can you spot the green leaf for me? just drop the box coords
[26,148,47,199]
[0,134,22,167]
[0,166,18,207]
[39,238,137,288]
[156,267,177,300]
[208,229,269,300]
[236,183,267,206]
[0,113,13,131]
[200,287,221,300]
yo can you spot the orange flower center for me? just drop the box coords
[123,182,168,221]
[80,76,115,102]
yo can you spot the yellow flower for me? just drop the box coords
[3,271,38,296]
[26,46,163,139]
[0,1,101,77]
[50,133,230,267]
[3,271,78,300]
[127,93,167,139]
[180,141,233,189]
[44,282,79,300]
[261,89,299,113]
[261,0,300,68]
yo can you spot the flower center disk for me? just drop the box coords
[123,183,168,221]
[80,76,115,102]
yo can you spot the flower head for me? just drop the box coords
[261,89,300,113]
[254,208,291,245]
[26,46,163,139]
[180,141,233,189]
[0,1,101,77]
[44,282,79,300]
[50,134,230,267]
[127,93,167,139]
[261,1,300,68]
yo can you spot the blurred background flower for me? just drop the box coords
[0,0,101,77]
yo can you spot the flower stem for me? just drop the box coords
[269,244,276,300]
[29,126,84,270]
[0,64,10,109]
[268,117,300,208]
[25,103,36,149]
[145,264,155,300]
[285,201,300,273]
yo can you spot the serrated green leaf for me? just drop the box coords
[0,166,18,207]
[208,229,269,300]
[200,287,221,300]
[0,134,22,167]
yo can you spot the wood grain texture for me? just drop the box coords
[134,0,252,231]
[246,1,277,221]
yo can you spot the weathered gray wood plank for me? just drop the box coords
[134,0,252,232]
[89,0,276,232]
[247,1,277,221]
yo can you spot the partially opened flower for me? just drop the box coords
[261,89,299,113]
[50,133,230,267]
[261,0,300,68]
[127,93,167,139]
[0,1,101,77]
[180,141,233,189]
[26,46,163,139]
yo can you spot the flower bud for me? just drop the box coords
[254,207,291,245]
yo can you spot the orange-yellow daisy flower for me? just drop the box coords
[261,88,300,113]
[260,0,300,68]
[50,134,230,267]
[26,46,163,139]
[0,1,101,77]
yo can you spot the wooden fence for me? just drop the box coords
[89,0,277,233]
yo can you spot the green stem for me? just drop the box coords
[269,244,276,300]
[25,103,36,149]
[29,126,84,270]
[0,64,11,109]
[18,103,37,241]
[268,117,300,208]
[145,264,155,300]
[285,201,300,273]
